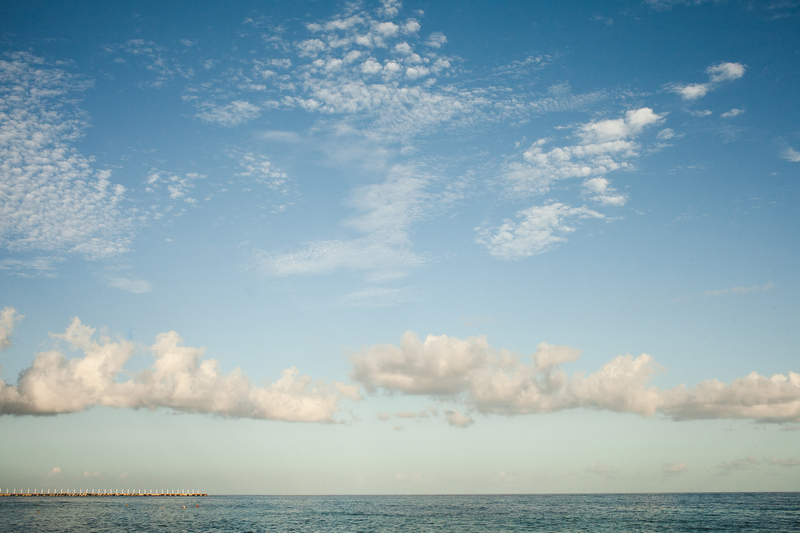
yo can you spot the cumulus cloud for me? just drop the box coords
[476,203,604,260]
[670,62,746,100]
[444,409,474,428]
[349,331,800,423]
[0,307,23,350]
[49,467,62,476]
[706,62,746,82]
[424,32,447,48]
[582,177,627,206]
[0,315,358,422]
[0,53,132,261]
[673,83,710,100]
[502,108,664,199]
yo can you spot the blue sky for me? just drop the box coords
[0,0,799,494]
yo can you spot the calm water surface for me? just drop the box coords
[1,493,798,532]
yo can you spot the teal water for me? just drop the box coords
[1,493,798,532]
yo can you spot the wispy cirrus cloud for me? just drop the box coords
[704,282,775,297]
[254,164,431,281]
[781,147,800,162]
[0,256,64,278]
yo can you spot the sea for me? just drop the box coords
[1,493,798,532]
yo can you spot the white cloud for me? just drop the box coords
[707,62,746,82]
[781,147,800,162]
[502,108,664,199]
[0,307,23,350]
[424,32,447,48]
[0,315,359,422]
[143,170,205,212]
[255,165,429,281]
[377,406,437,421]
[260,130,301,143]
[673,83,711,100]
[107,277,153,294]
[579,108,664,143]
[83,470,101,477]
[49,467,62,476]
[196,100,261,126]
[235,153,291,194]
[721,108,744,118]
[476,203,604,260]
[336,286,414,308]
[444,409,474,428]
[349,331,800,423]
[375,22,400,37]
[0,257,64,278]
[582,177,627,206]
[109,39,187,88]
[403,20,421,34]
[671,62,746,100]
[0,53,133,261]
[657,128,675,140]
[689,109,712,117]
[378,0,402,19]
[703,282,775,296]
[297,39,327,57]
[662,462,688,474]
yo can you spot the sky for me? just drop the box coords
[0,0,799,495]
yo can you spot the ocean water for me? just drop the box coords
[0,493,798,532]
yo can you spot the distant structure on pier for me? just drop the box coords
[1,489,207,497]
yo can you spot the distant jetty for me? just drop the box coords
[1,490,207,497]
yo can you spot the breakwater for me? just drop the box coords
[1,490,206,497]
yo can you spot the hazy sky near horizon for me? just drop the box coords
[1,0,799,494]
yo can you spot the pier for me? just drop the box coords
[1,490,206,497]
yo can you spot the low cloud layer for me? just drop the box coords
[0,309,358,422]
[350,331,800,423]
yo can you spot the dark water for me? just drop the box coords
[1,493,798,532]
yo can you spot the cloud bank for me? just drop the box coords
[350,331,800,424]
[0,310,359,422]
